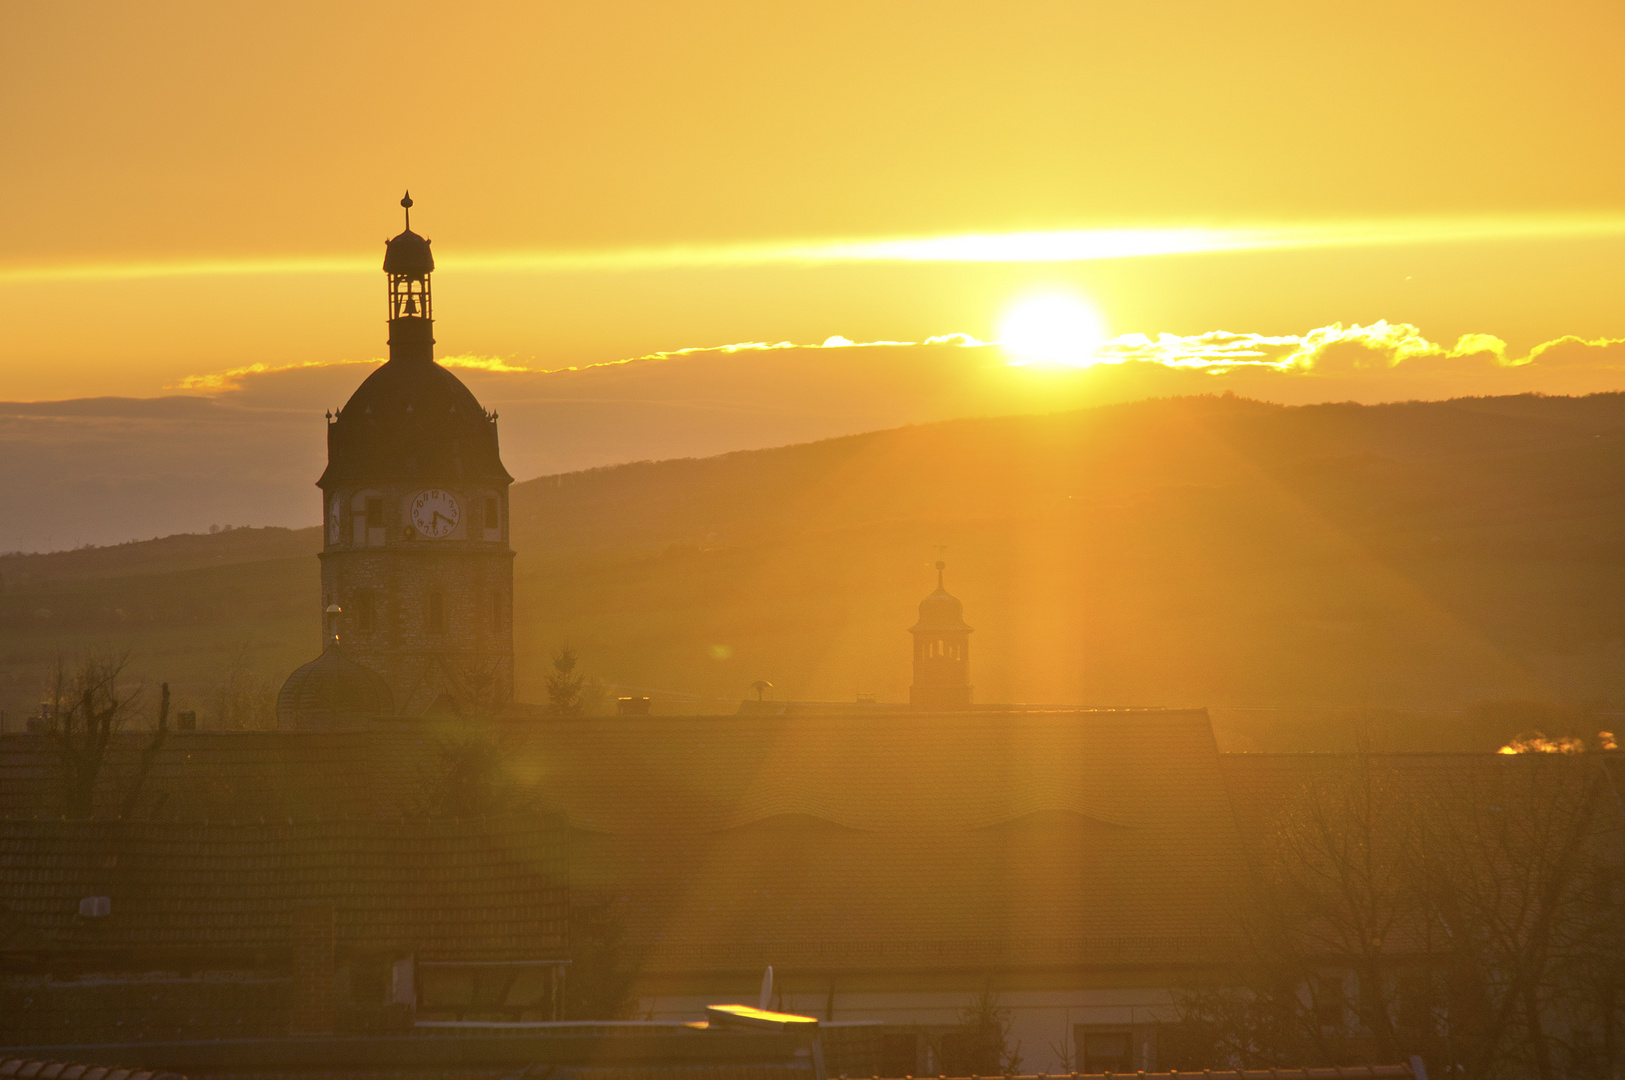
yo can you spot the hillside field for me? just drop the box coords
[6,392,1625,750]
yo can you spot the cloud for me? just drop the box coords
[174,358,375,392]
[170,335,974,394]
[171,322,1625,406]
[11,321,1625,551]
[1082,321,1625,377]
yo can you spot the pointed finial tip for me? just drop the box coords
[401,191,413,209]
[936,560,946,571]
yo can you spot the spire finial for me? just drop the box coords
[401,190,413,231]
[935,559,946,588]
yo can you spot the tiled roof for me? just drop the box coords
[560,1069,808,1080]
[537,709,1248,973]
[0,1061,184,1080]
[0,709,1245,975]
[861,1071,1413,1080]
[0,816,566,962]
[0,731,427,822]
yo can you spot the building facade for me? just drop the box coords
[313,195,515,715]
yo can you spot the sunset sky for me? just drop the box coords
[4,1,1625,546]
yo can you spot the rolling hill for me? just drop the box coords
[6,391,1625,750]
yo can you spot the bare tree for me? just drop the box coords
[1420,756,1623,1080]
[1173,753,1624,1080]
[1171,752,1424,1068]
[561,896,639,1020]
[211,642,278,729]
[46,653,169,817]
[446,656,511,720]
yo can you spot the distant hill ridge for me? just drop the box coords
[5,391,1625,746]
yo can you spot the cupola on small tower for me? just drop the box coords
[909,561,973,709]
[293,194,516,719]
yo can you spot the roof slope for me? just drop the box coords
[530,708,1247,974]
[0,709,1245,975]
[0,816,566,963]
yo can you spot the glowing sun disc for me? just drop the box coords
[999,294,1107,365]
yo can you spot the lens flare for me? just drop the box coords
[998,294,1107,366]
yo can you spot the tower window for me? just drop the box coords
[490,593,502,633]
[485,496,500,530]
[353,591,375,633]
[365,496,384,530]
[427,592,446,633]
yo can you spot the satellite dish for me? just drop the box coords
[758,965,773,1011]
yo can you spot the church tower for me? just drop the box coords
[311,194,515,715]
[909,561,973,709]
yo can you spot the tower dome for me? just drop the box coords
[914,575,972,632]
[276,638,394,730]
[319,359,511,485]
[318,191,511,487]
[383,189,435,275]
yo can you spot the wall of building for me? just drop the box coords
[634,988,1176,1074]
[319,481,513,714]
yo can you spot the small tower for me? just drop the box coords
[909,561,973,709]
[384,191,435,363]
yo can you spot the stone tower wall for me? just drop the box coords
[319,479,514,715]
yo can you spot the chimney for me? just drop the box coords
[289,901,336,1035]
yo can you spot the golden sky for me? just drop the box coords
[3,0,1625,401]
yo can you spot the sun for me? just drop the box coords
[998,293,1107,366]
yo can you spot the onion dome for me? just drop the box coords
[319,360,511,485]
[276,640,394,730]
[910,561,973,633]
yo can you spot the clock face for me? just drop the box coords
[410,488,460,539]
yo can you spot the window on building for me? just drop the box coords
[1078,1029,1133,1073]
[491,593,502,633]
[427,592,446,633]
[354,591,375,634]
[416,961,562,1022]
[365,496,384,530]
[1397,973,1437,1037]
[485,495,500,530]
[1315,974,1348,1029]
[940,1030,1002,1076]
[880,1033,919,1078]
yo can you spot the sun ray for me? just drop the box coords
[9,213,1625,285]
